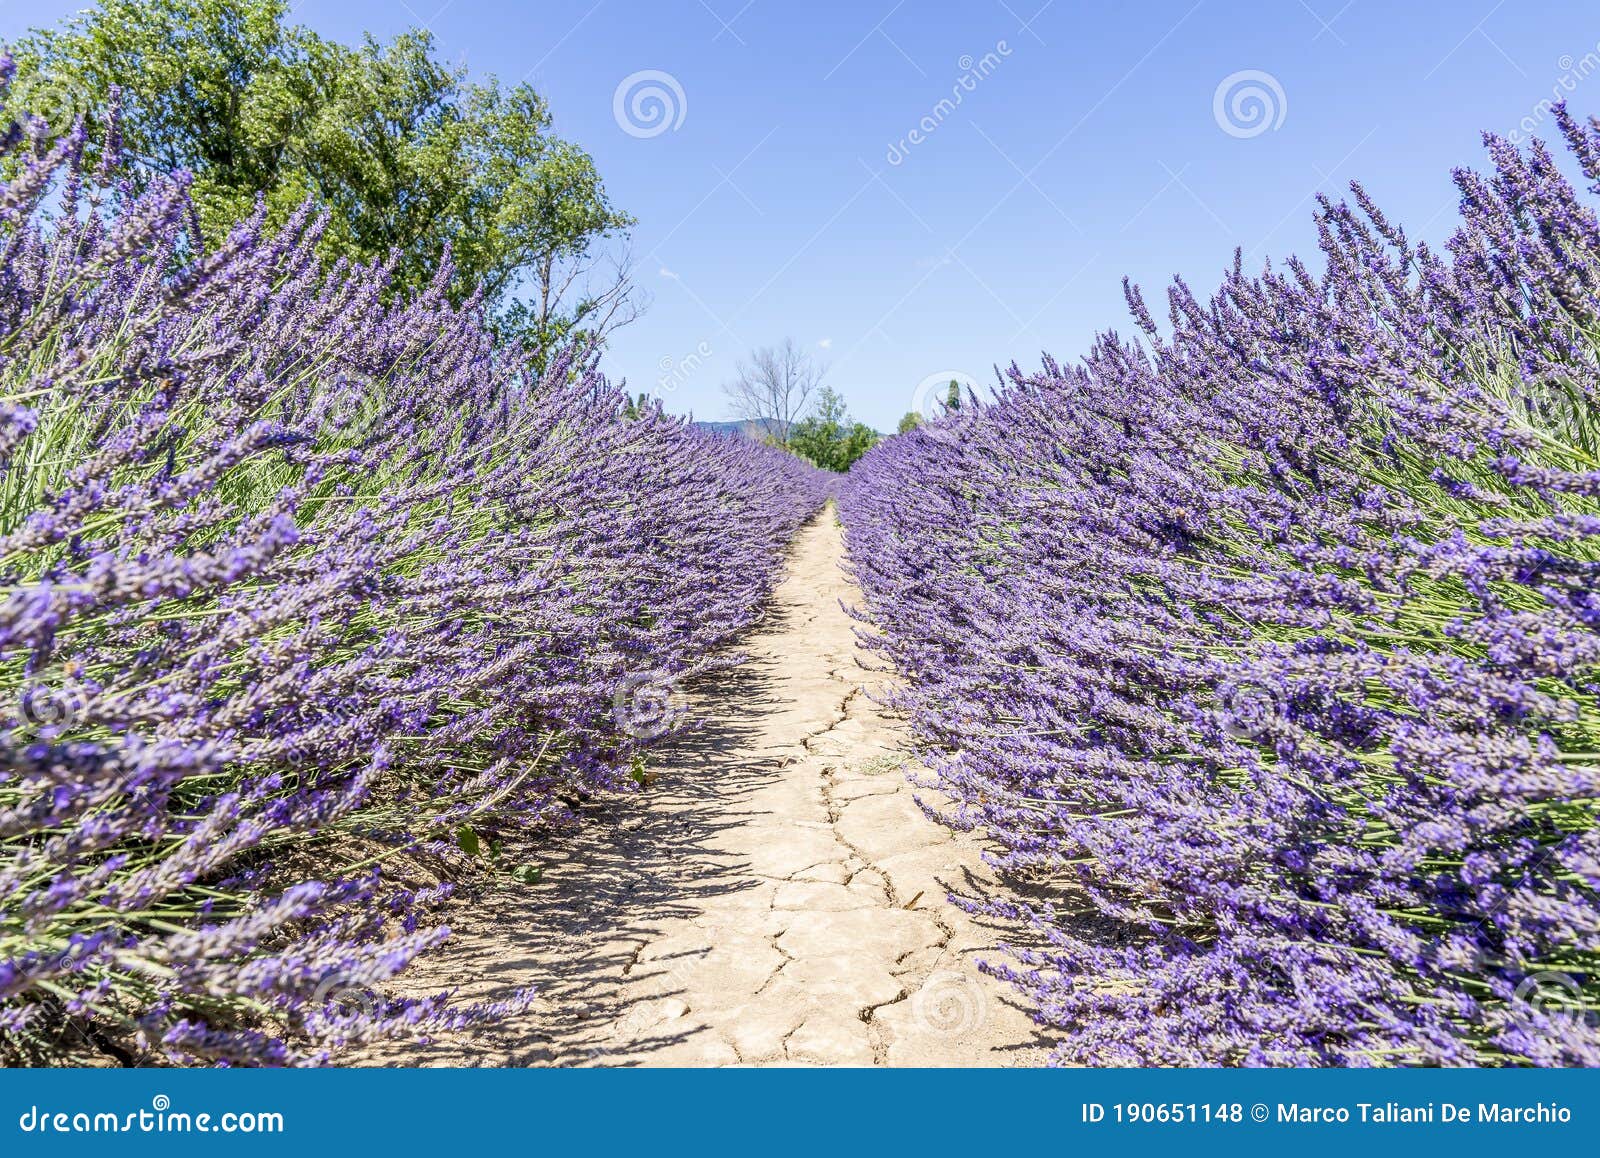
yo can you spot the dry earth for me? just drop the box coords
[366,506,1047,1066]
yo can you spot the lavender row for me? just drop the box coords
[840,113,1600,1065]
[0,71,827,1066]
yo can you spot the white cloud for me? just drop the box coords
[818,337,833,349]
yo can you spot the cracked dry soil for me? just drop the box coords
[365,507,1046,1066]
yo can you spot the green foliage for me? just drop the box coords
[6,0,633,354]
[508,863,543,885]
[896,411,922,434]
[787,387,879,472]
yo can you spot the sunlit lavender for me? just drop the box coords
[0,61,826,1065]
[840,110,1600,1067]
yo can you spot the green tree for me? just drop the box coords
[945,379,962,411]
[788,387,879,472]
[839,420,878,466]
[7,0,636,356]
[896,411,922,434]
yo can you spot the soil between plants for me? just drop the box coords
[361,507,1047,1066]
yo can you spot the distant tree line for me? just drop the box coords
[787,388,877,472]
[722,339,879,471]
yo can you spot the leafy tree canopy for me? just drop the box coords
[6,0,636,354]
[788,386,878,472]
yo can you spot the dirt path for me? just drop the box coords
[371,506,1044,1066]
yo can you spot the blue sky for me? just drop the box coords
[7,1,1600,429]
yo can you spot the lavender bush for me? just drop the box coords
[841,113,1600,1066]
[0,65,826,1065]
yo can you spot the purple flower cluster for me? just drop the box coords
[0,66,826,1065]
[840,113,1600,1066]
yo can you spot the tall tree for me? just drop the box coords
[721,338,825,444]
[5,0,637,357]
[787,386,878,472]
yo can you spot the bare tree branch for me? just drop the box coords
[543,235,647,342]
[721,338,825,442]
[500,234,647,365]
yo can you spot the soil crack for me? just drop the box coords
[356,506,1047,1068]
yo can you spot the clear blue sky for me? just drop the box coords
[7,1,1600,429]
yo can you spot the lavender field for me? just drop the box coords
[0,62,830,1063]
[2,6,1599,1075]
[842,119,1600,1066]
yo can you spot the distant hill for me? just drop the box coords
[692,419,774,441]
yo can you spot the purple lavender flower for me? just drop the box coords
[840,109,1600,1068]
[0,78,826,1065]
